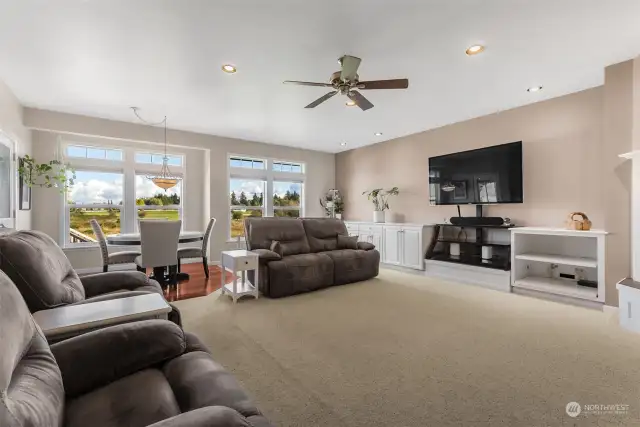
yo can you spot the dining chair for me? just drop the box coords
[135,220,182,285]
[177,217,216,278]
[90,219,141,272]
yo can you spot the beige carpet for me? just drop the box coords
[174,268,640,427]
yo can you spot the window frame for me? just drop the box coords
[227,154,306,241]
[62,141,187,247]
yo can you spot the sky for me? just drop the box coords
[69,171,181,204]
[68,171,298,204]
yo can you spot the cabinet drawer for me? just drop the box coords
[346,224,359,234]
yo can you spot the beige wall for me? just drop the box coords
[602,61,634,304]
[25,108,335,269]
[0,79,31,230]
[337,88,605,226]
[336,85,632,306]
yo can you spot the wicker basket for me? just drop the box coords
[566,212,592,231]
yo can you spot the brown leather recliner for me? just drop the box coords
[244,217,380,298]
[0,269,273,427]
[0,230,182,325]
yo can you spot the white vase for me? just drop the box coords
[373,211,385,223]
[336,213,342,219]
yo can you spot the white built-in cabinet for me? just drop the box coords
[345,221,432,270]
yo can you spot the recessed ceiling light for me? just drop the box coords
[374,132,383,136]
[340,142,347,146]
[221,64,237,73]
[527,85,543,93]
[346,100,356,107]
[465,45,485,56]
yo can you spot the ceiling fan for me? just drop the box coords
[283,55,409,111]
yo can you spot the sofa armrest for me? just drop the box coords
[145,407,252,427]
[50,319,186,398]
[80,271,161,298]
[251,249,281,261]
[357,241,376,251]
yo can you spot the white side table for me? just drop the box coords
[221,250,260,303]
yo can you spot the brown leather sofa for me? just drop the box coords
[0,230,182,325]
[244,218,380,298]
[0,270,273,427]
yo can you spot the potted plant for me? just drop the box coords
[319,189,344,219]
[18,155,75,193]
[362,187,399,223]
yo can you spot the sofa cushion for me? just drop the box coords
[323,249,381,286]
[301,218,348,252]
[337,235,358,250]
[64,369,181,427]
[0,230,85,311]
[266,253,334,297]
[244,218,310,256]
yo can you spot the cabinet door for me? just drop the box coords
[383,226,402,265]
[371,233,382,251]
[401,228,423,270]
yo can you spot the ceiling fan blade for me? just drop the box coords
[305,91,338,108]
[340,55,362,82]
[284,80,333,87]
[358,79,409,90]
[347,91,374,111]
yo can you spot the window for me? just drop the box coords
[63,143,187,246]
[67,171,124,243]
[273,181,302,218]
[229,178,265,238]
[229,156,265,170]
[136,175,182,223]
[67,145,123,161]
[136,152,183,167]
[273,161,302,173]
[228,155,305,239]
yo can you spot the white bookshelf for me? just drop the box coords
[510,227,607,304]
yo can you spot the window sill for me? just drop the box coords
[63,243,99,251]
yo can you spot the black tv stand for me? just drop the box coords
[425,215,514,271]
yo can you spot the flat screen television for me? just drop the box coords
[428,141,523,205]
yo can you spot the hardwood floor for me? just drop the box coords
[161,264,235,302]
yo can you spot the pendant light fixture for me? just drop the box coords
[132,107,181,191]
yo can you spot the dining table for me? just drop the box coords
[106,231,204,283]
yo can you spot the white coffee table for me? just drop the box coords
[220,250,260,303]
[33,293,171,340]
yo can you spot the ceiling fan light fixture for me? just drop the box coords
[465,45,485,56]
[346,100,356,107]
[221,64,237,73]
[527,85,543,93]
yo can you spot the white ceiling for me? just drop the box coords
[1,0,640,153]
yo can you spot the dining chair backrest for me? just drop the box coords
[202,218,216,255]
[89,219,109,265]
[139,220,182,268]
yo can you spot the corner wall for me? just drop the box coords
[0,79,31,230]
